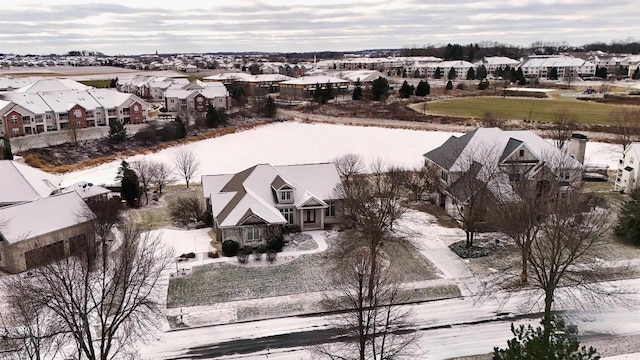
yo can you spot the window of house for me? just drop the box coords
[280,191,292,201]
[519,149,525,157]
[246,227,260,241]
[133,105,139,112]
[76,121,83,127]
[441,170,448,182]
[170,99,175,103]
[12,128,19,134]
[280,208,294,224]
[74,109,82,118]
[46,113,52,119]
[10,115,17,124]
[325,201,336,217]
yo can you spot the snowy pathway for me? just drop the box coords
[396,209,479,296]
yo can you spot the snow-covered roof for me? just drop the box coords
[14,78,90,93]
[165,88,195,99]
[62,181,110,199]
[475,56,520,66]
[0,160,61,205]
[239,74,292,83]
[340,70,386,82]
[86,88,137,108]
[0,76,39,90]
[521,56,595,68]
[37,91,103,113]
[0,191,90,244]
[279,76,348,86]
[202,73,251,81]
[201,163,342,227]
[1,92,53,114]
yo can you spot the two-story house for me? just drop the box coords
[202,163,342,248]
[423,128,585,219]
[614,143,640,193]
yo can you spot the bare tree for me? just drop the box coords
[0,290,67,360]
[176,108,198,132]
[131,160,157,205]
[66,119,81,146]
[6,221,172,360]
[334,153,364,183]
[167,193,206,225]
[316,253,419,360]
[151,162,177,195]
[549,110,577,149]
[528,192,616,330]
[173,150,200,189]
[399,164,440,202]
[480,111,506,129]
[337,158,405,299]
[610,108,640,151]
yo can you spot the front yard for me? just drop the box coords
[167,235,442,308]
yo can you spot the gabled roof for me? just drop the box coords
[499,138,524,162]
[0,192,90,244]
[423,129,477,170]
[0,160,60,205]
[202,163,341,227]
[279,76,349,86]
[14,78,90,93]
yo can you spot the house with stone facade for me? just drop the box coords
[201,163,342,248]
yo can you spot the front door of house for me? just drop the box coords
[304,209,315,224]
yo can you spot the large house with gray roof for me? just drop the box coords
[423,128,585,219]
[202,163,342,248]
[0,160,96,273]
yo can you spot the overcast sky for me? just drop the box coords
[1,0,638,55]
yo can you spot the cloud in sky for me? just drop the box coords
[0,0,638,55]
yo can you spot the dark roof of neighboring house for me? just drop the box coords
[423,129,477,170]
[499,138,523,162]
[445,161,484,202]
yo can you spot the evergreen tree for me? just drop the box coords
[595,65,608,79]
[476,64,488,79]
[263,96,277,118]
[352,79,363,100]
[118,161,140,207]
[216,108,228,126]
[633,67,640,80]
[433,67,442,79]
[415,80,431,96]
[402,68,408,78]
[174,116,187,139]
[445,80,453,90]
[2,136,13,160]
[107,121,127,143]
[477,79,490,90]
[398,80,415,98]
[371,77,389,101]
[109,77,118,88]
[205,104,219,128]
[549,67,559,80]
[447,67,457,80]
[615,189,640,245]
[494,317,599,360]
[466,67,475,80]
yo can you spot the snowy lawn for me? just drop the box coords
[59,121,623,187]
[167,236,440,308]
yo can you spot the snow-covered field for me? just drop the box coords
[60,121,623,187]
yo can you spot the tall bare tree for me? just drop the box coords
[173,150,200,189]
[151,162,177,195]
[131,160,157,205]
[3,221,172,360]
[334,153,364,183]
[337,159,405,299]
[610,108,640,151]
[316,253,419,360]
[399,164,440,202]
[549,110,577,149]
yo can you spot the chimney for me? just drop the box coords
[568,133,587,164]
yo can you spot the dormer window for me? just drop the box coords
[280,191,291,201]
[519,149,525,157]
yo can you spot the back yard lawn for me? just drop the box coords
[167,236,440,308]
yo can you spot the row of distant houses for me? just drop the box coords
[0,78,149,137]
